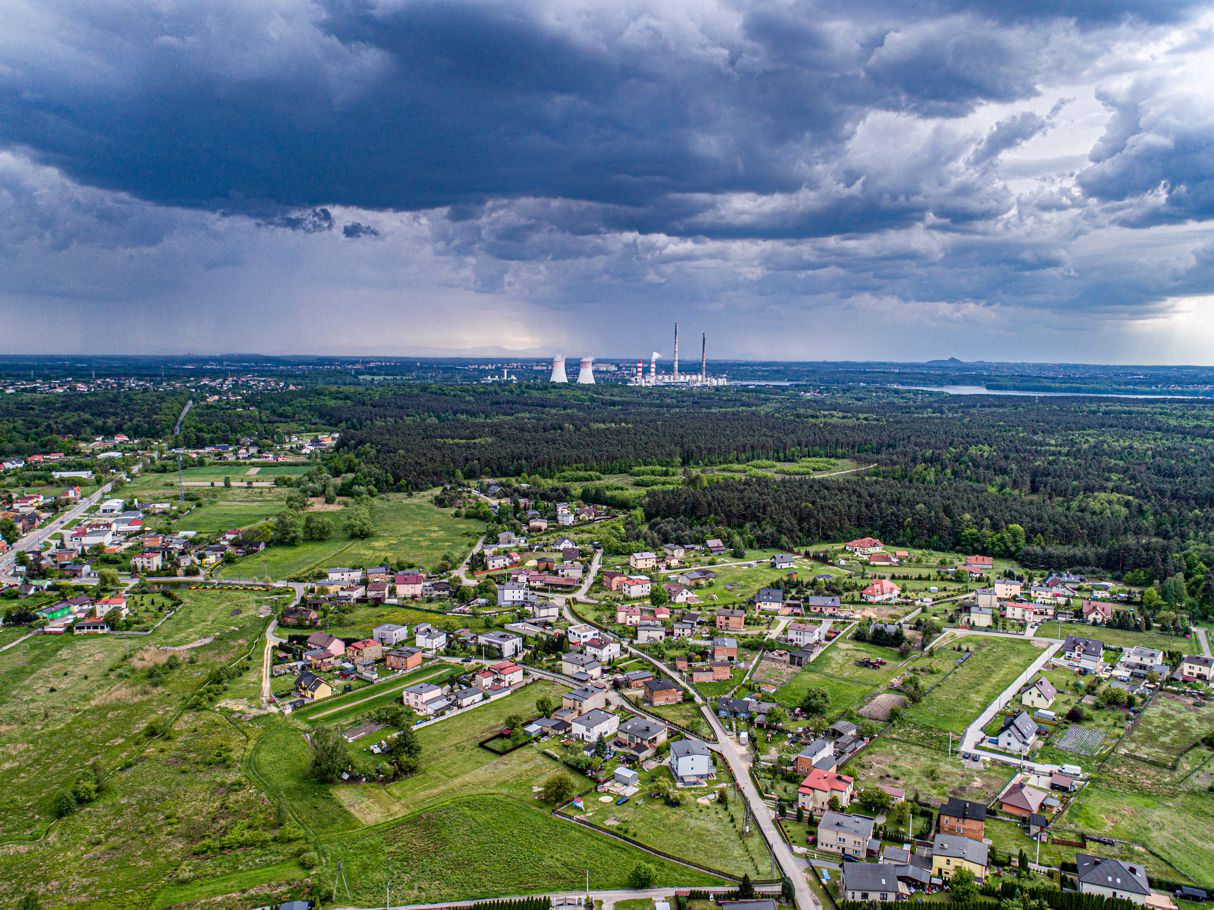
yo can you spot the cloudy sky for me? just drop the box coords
[1,0,1213,362]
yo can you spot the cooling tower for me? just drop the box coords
[549,355,568,383]
[576,357,595,384]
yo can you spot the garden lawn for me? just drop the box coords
[219,493,484,579]
[328,682,566,825]
[315,793,724,905]
[775,634,904,715]
[318,602,492,640]
[898,636,1045,735]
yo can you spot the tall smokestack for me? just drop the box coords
[650,351,660,380]
[701,333,707,381]
[549,355,567,383]
[576,357,595,384]
[673,323,680,380]
[636,359,643,382]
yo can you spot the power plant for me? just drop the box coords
[546,325,724,387]
[630,323,727,387]
[576,357,595,384]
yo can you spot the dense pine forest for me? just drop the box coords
[6,379,1214,592]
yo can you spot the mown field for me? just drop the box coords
[247,681,727,906]
[897,635,1045,735]
[846,737,1012,807]
[219,493,484,579]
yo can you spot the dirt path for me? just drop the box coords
[245,466,261,476]
[162,635,215,651]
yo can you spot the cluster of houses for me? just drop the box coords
[31,592,131,634]
[283,622,526,708]
[838,794,1158,906]
[311,566,452,605]
[963,575,1138,630]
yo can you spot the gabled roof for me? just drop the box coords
[1000,710,1038,745]
[843,862,905,893]
[1026,676,1057,701]
[820,810,875,840]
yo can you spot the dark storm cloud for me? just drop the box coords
[259,208,335,233]
[0,0,1088,233]
[2,0,1214,362]
[342,221,380,239]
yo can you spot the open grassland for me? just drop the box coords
[0,588,267,842]
[984,816,1190,883]
[570,767,768,879]
[775,633,904,715]
[1064,778,1214,887]
[316,793,723,905]
[1117,692,1213,768]
[845,737,1012,807]
[897,636,1045,735]
[0,709,304,910]
[220,493,484,579]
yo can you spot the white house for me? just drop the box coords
[786,621,825,648]
[636,621,666,643]
[669,738,714,785]
[584,637,621,663]
[629,551,658,570]
[327,567,363,584]
[402,682,449,715]
[571,709,619,743]
[995,711,1038,754]
[478,631,523,658]
[373,623,410,647]
[415,624,448,654]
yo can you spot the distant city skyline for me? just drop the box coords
[1,1,1213,363]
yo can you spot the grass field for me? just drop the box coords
[315,793,723,905]
[219,493,484,579]
[845,737,1012,807]
[0,703,302,910]
[1064,780,1214,886]
[318,602,492,640]
[775,634,905,715]
[0,587,267,842]
[569,766,768,878]
[898,636,1045,735]
[1117,693,1212,768]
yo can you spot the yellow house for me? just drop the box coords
[296,671,333,701]
[931,835,988,880]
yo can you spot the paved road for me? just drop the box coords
[960,638,1063,774]
[0,479,116,574]
[558,597,817,908]
[1195,626,1212,659]
[704,708,817,908]
[334,884,778,910]
[452,535,486,587]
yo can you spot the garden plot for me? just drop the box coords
[1055,726,1107,756]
